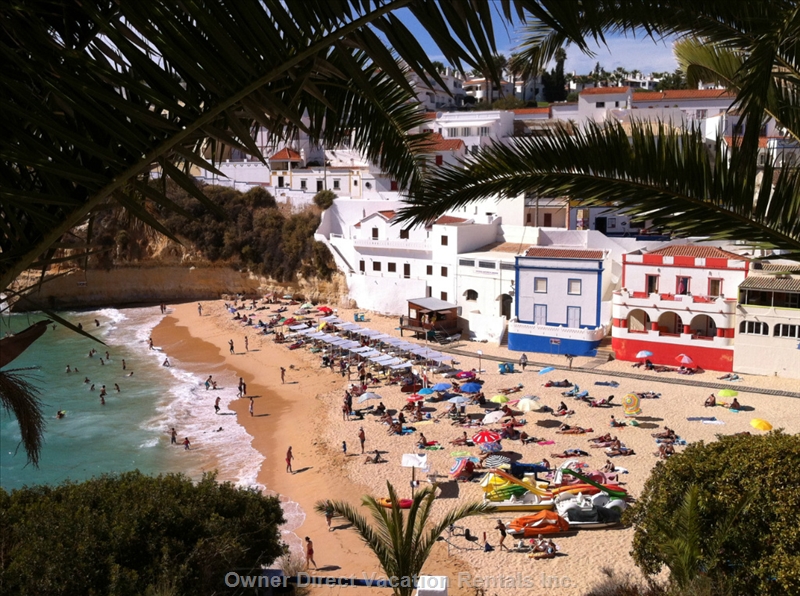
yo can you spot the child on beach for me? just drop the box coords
[214,396,221,414]
[183,437,191,450]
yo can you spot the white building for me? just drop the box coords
[409,68,466,110]
[733,262,800,379]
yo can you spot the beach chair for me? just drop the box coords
[354,312,366,322]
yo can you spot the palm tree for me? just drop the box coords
[315,482,492,596]
[1,1,528,463]
[398,0,800,261]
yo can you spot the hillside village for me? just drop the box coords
[195,85,800,379]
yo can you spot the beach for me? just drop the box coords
[152,300,800,595]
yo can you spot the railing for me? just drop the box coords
[509,320,606,342]
[352,238,430,251]
[615,291,737,314]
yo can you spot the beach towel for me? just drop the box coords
[703,420,726,425]
[614,467,629,474]
[595,381,619,387]
[424,445,444,450]
[450,451,470,457]
[414,420,435,426]
[687,416,717,421]
[401,428,416,435]
[537,440,556,445]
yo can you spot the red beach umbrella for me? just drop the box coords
[406,394,424,402]
[675,354,694,366]
[472,430,502,444]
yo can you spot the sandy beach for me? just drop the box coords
[152,299,800,596]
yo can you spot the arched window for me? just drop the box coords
[740,320,769,335]
[465,289,478,301]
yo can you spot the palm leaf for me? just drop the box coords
[0,368,46,467]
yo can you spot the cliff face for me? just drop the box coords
[15,266,347,311]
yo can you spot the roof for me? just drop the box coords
[423,132,465,152]
[739,276,800,292]
[356,210,396,225]
[377,210,396,220]
[433,215,468,225]
[476,242,526,254]
[647,245,748,260]
[268,148,302,161]
[581,86,631,96]
[408,297,458,311]
[752,261,800,273]
[512,107,551,116]
[723,136,770,149]
[632,89,735,102]
[523,247,604,260]
[423,112,437,120]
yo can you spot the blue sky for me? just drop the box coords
[395,9,678,76]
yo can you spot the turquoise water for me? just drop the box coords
[0,307,258,491]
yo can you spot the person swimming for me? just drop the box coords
[56,410,66,419]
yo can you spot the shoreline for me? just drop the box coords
[151,301,469,592]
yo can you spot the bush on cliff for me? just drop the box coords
[0,471,285,596]
[625,431,800,595]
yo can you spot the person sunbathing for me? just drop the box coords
[417,433,428,449]
[654,365,674,373]
[645,359,654,370]
[589,433,612,443]
[704,394,716,407]
[590,436,618,448]
[589,396,614,408]
[609,415,626,428]
[730,398,741,410]
[637,392,661,399]
[450,432,470,445]
[397,412,406,424]
[387,422,403,435]
[602,459,616,473]
[499,384,523,395]
[502,416,524,428]
[551,448,590,458]
[553,408,575,417]
[556,425,593,435]
[654,444,675,459]
[652,426,676,440]
[544,380,572,388]
[519,431,540,445]
[375,402,386,415]
[501,404,523,417]
[606,441,635,457]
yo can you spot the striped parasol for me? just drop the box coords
[483,455,512,467]
[472,430,502,444]
[623,393,642,416]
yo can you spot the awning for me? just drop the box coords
[369,355,394,364]
[358,329,382,337]
[339,341,361,350]
[440,120,495,128]
[360,350,382,358]
[295,328,315,335]
[383,337,406,346]
[350,347,373,353]
[289,324,307,331]
[339,323,361,331]
[391,362,413,370]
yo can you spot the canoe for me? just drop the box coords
[377,498,412,509]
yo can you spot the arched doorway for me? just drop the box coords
[657,312,683,335]
[627,309,650,332]
[690,314,717,338]
[499,294,513,319]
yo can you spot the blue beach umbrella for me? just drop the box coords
[480,441,503,453]
[418,388,435,395]
[538,367,555,375]
[448,395,469,404]
[432,383,452,391]
[460,382,483,394]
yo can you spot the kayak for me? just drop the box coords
[377,498,413,509]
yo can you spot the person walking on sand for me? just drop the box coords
[286,446,294,473]
[170,428,177,445]
[519,353,528,371]
[183,437,191,450]
[198,303,203,316]
[248,397,254,417]
[149,338,154,350]
[229,339,234,354]
[237,377,246,397]
[214,396,221,414]
[358,427,366,454]
[280,367,286,384]
[342,441,347,455]
[305,537,317,570]
[244,336,249,351]
[495,520,509,551]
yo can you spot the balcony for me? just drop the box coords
[613,290,736,318]
[352,238,431,251]
[509,320,607,342]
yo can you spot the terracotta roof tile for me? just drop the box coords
[377,210,396,220]
[632,89,735,102]
[512,107,551,115]
[740,276,800,292]
[723,136,769,149]
[753,262,800,273]
[434,215,468,225]
[476,242,525,254]
[647,245,748,260]
[268,148,302,161]
[580,86,630,96]
[423,132,465,152]
[524,248,604,259]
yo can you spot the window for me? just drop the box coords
[461,127,472,136]
[426,265,433,275]
[646,275,659,294]
[543,213,552,227]
[534,278,547,293]
[447,128,458,138]
[500,262,515,271]
[676,276,690,295]
[400,228,409,239]
[614,101,619,108]
[277,176,284,188]
[608,218,616,229]
[387,262,396,273]
[426,286,432,298]
[526,212,532,223]
[353,179,358,186]
[403,263,410,278]
[471,145,479,154]
[300,179,307,190]
[459,259,475,267]
[440,292,448,301]
[372,262,381,272]
[739,321,769,335]
[709,279,722,297]
[359,260,365,272]
[371,227,379,240]
[333,179,340,190]
[441,235,448,246]
[465,290,478,301]
[435,155,443,166]
[390,180,398,191]
[478,261,496,269]
[696,109,707,119]
[441,266,448,277]
[478,126,490,136]
[316,180,323,192]
[773,292,800,309]
[774,324,799,338]
[596,101,605,108]
[568,279,582,295]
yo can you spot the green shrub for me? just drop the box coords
[626,432,800,595]
[0,471,285,596]
[313,189,336,210]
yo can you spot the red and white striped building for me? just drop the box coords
[611,245,749,372]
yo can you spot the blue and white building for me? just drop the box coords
[508,247,610,356]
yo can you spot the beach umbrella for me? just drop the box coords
[318,306,333,314]
[448,395,469,404]
[623,393,642,417]
[636,350,653,359]
[456,370,477,379]
[418,388,434,395]
[491,394,510,404]
[301,302,314,309]
[483,410,505,424]
[283,294,293,300]
[357,391,382,403]
[750,418,773,432]
[472,430,502,444]
[516,398,540,412]
[450,458,475,478]
[480,441,503,453]
[483,455,512,467]
[460,382,482,394]
[718,389,738,398]
[538,367,555,375]
[675,353,694,365]
[406,394,424,402]
[432,382,452,391]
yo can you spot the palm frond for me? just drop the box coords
[400,121,800,260]
[0,368,46,467]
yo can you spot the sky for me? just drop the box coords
[395,9,679,76]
